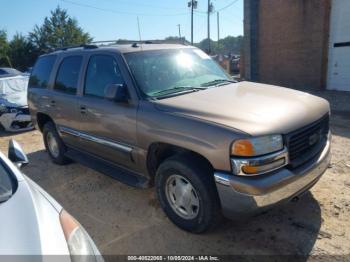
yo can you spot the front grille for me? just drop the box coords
[285,114,329,168]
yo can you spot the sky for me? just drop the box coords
[1,0,243,43]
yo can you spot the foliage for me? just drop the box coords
[8,33,38,71]
[0,30,11,67]
[29,6,92,52]
[0,6,92,70]
[196,35,243,55]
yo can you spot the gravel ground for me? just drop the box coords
[0,93,349,259]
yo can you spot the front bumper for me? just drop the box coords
[0,112,33,132]
[214,139,331,220]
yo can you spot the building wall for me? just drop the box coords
[247,0,331,90]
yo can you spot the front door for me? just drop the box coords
[77,54,138,170]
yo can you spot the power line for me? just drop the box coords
[216,0,239,12]
[194,0,239,13]
[98,0,189,12]
[60,0,189,17]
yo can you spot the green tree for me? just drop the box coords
[0,30,12,67]
[195,36,243,55]
[29,6,92,52]
[8,33,38,70]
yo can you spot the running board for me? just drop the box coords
[65,148,150,189]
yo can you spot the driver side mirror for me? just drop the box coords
[8,140,29,168]
[104,83,129,103]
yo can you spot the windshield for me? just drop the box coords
[124,48,232,98]
[0,161,15,203]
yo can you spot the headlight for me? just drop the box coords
[231,135,283,157]
[60,210,103,262]
[0,103,7,113]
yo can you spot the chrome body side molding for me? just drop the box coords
[58,126,132,153]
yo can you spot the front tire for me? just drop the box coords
[43,122,70,165]
[155,154,221,233]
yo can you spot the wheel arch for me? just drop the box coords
[146,142,214,183]
[36,112,54,132]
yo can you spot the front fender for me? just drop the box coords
[137,101,247,172]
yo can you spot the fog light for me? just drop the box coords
[242,158,286,175]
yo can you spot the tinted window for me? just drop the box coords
[54,56,82,94]
[28,56,56,88]
[84,55,124,98]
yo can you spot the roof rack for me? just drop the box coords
[90,40,118,45]
[53,44,98,52]
[51,39,190,52]
[114,39,189,46]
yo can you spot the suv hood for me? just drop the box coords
[154,81,330,136]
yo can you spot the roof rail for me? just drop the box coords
[90,40,118,45]
[114,39,189,46]
[54,44,98,52]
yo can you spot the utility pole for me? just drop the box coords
[188,0,197,45]
[207,1,213,54]
[177,24,182,40]
[217,12,220,48]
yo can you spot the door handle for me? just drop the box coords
[80,105,87,114]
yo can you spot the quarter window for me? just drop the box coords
[29,55,57,89]
[84,55,124,98]
[54,56,82,94]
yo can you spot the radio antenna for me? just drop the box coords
[137,16,143,50]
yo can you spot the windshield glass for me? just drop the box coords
[0,161,14,203]
[124,48,231,98]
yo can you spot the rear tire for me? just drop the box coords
[43,122,71,165]
[155,154,221,233]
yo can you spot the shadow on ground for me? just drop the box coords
[23,149,322,258]
[330,112,350,139]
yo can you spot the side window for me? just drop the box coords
[84,55,124,98]
[29,55,57,89]
[54,56,82,94]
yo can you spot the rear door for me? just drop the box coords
[50,55,84,147]
[28,55,57,127]
[77,53,138,169]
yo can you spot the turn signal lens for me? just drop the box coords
[231,140,254,156]
[60,210,79,241]
[241,165,258,174]
[241,158,286,175]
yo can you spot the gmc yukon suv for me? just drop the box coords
[28,43,331,233]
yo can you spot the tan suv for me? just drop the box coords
[28,43,331,233]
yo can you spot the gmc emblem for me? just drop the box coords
[309,132,320,146]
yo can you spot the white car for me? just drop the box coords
[0,75,33,132]
[0,140,103,261]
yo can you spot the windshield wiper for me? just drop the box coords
[200,79,237,87]
[151,86,207,98]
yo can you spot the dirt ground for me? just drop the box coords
[0,94,349,259]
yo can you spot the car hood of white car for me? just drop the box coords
[0,173,70,256]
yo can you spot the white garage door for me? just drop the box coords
[327,0,350,91]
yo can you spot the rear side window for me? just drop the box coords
[54,56,82,94]
[29,55,56,89]
[84,55,124,98]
